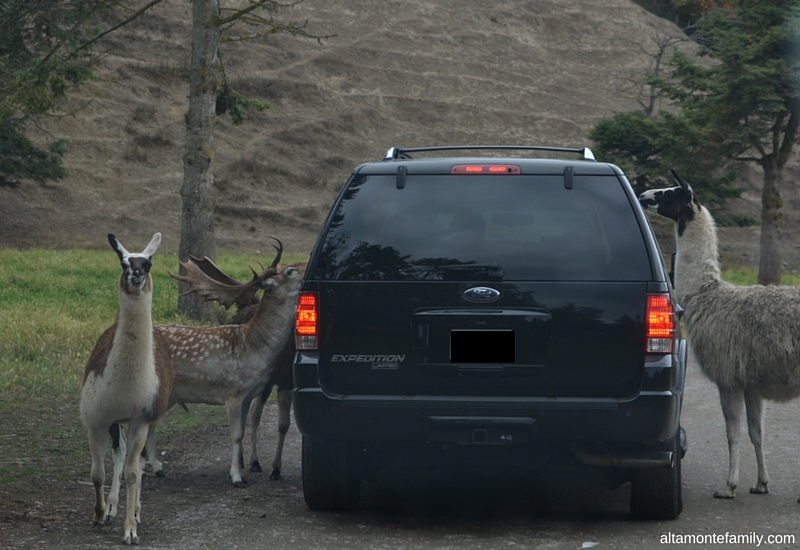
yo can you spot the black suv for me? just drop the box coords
[293,146,687,519]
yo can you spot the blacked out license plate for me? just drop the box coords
[450,330,514,364]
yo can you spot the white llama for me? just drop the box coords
[640,170,800,502]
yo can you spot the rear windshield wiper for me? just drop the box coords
[403,263,503,281]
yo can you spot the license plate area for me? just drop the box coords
[451,329,514,364]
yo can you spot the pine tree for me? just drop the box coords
[591,0,800,284]
[0,0,165,186]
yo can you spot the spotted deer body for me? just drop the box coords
[227,263,306,480]
[154,239,303,487]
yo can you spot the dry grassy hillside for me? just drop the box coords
[1,0,798,269]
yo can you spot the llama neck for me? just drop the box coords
[110,278,156,378]
[674,204,721,305]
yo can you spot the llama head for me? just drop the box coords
[108,233,162,293]
[638,169,701,235]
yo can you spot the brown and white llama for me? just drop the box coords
[640,170,800,503]
[79,233,173,545]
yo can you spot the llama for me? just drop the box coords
[151,238,303,487]
[640,170,800,502]
[79,233,174,545]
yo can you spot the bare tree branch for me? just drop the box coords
[65,0,168,62]
[215,0,294,27]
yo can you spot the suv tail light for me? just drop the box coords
[296,291,320,350]
[451,164,521,175]
[646,294,675,354]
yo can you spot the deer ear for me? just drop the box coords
[108,234,128,264]
[142,232,162,259]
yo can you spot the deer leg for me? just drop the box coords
[249,383,273,473]
[144,424,165,477]
[714,386,744,499]
[122,421,148,545]
[107,423,126,522]
[88,427,110,525]
[270,387,292,480]
[226,397,249,488]
[744,388,769,494]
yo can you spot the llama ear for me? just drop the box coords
[108,234,128,264]
[670,168,692,195]
[142,232,162,259]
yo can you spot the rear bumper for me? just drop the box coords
[294,340,686,447]
[294,387,681,445]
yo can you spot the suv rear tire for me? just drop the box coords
[302,436,361,511]
[629,429,683,520]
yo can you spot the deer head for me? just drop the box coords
[169,237,283,309]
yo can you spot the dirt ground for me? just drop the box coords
[0,401,308,549]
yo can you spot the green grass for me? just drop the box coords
[720,267,800,287]
[0,248,308,400]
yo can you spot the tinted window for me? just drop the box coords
[314,174,652,281]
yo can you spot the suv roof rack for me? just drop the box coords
[382,145,596,162]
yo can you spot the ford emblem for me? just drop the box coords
[463,286,501,303]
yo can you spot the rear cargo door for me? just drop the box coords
[311,171,654,399]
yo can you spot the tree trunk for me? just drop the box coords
[178,0,221,319]
[757,156,783,286]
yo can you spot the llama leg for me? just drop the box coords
[88,427,110,525]
[714,386,744,499]
[145,424,165,477]
[226,397,248,487]
[270,387,292,480]
[744,389,769,494]
[135,453,145,523]
[107,423,127,521]
[122,421,148,545]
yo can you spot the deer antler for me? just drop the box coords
[266,236,283,270]
[169,237,284,309]
[189,256,249,288]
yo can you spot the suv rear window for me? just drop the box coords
[314,173,652,281]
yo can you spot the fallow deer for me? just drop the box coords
[152,238,303,487]
[146,253,306,481]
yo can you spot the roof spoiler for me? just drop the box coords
[382,145,596,161]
